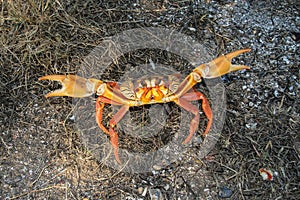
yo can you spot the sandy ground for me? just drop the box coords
[1,0,299,199]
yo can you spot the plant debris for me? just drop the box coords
[0,0,299,199]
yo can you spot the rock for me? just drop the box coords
[218,186,233,198]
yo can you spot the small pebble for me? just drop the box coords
[69,115,75,121]
[164,184,170,191]
[152,165,162,171]
[137,187,144,195]
[149,188,163,200]
[218,186,233,198]
[188,27,196,31]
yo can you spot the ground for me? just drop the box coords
[0,0,299,199]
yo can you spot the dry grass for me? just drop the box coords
[1,0,299,199]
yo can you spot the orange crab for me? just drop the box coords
[39,48,250,163]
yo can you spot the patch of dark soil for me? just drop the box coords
[1,0,299,199]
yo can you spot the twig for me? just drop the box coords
[9,185,67,200]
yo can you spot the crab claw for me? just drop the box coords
[195,48,251,79]
[38,75,103,98]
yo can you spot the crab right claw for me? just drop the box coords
[195,48,251,79]
[38,74,103,98]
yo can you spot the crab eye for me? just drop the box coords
[192,72,202,82]
[96,84,106,95]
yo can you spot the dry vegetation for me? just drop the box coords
[0,0,299,199]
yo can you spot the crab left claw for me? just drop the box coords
[38,75,103,98]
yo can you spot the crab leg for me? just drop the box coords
[39,75,103,98]
[181,91,212,137]
[96,97,129,163]
[175,98,200,144]
[175,91,212,144]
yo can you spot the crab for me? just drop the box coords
[39,48,251,163]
